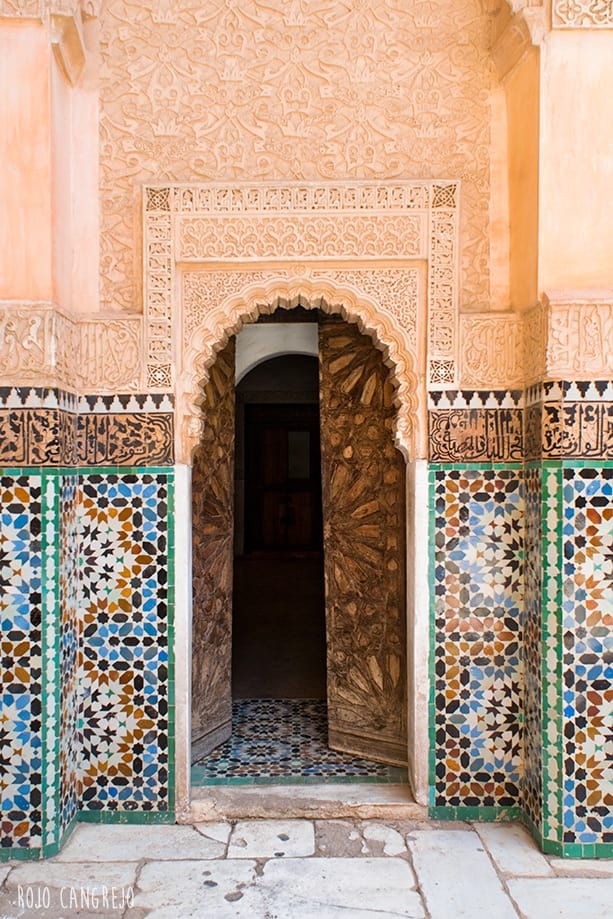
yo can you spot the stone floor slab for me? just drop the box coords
[362,822,407,856]
[193,821,232,845]
[408,829,517,919]
[54,823,227,862]
[0,865,11,884]
[314,819,364,857]
[548,857,613,877]
[1,862,136,918]
[228,818,315,858]
[260,856,424,918]
[133,858,261,919]
[508,877,613,918]
[475,823,554,877]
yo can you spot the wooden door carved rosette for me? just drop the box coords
[319,317,408,766]
[191,338,236,759]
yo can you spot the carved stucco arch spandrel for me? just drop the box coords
[178,277,423,465]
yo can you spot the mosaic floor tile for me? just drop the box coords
[192,700,408,785]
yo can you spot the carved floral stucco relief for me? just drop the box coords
[552,0,613,28]
[98,0,494,315]
[459,300,613,389]
[144,180,453,460]
[180,276,424,464]
[0,303,142,391]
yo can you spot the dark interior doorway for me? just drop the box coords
[232,351,327,701]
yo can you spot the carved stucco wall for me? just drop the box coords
[98,0,494,316]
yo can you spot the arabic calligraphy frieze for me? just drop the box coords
[77,412,174,465]
[0,389,174,466]
[541,402,613,460]
[428,407,524,463]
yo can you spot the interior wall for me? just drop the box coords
[539,31,613,294]
[0,20,53,301]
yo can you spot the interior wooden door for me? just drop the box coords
[244,404,322,552]
[191,338,235,760]
[319,317,407,766]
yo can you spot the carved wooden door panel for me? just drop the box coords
[191,338,235,760]
[319,317,407,766]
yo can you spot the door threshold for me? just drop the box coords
[185,784,427,822]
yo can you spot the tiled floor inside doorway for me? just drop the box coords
[191,699,408,786]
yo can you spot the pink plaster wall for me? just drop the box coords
[0,21,53,300]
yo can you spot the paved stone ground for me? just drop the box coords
[1,820,612,918]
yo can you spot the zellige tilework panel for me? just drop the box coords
[561,465,613,846]
[431,467,524,811]
[522,465,544,835]
[0,474,44,852]
[79,472,174,815]
[59,474,81,839]
[542,464,564,847]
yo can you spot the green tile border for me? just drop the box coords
[77,810,176,824]
[165,470,176,815]
[430,806,523,822]
[191,770,409,787]
[541,463,564,846]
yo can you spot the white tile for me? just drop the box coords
[53,824,227,861]
[228,819,315,858]
[475,823,554,876]
[408,829,516,919]
[508,878,613,919]
[260,857,424,918]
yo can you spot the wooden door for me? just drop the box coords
[191,338,235,760]
[319,317,407,766]
[244,404,322,552]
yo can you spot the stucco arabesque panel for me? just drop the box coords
[98,0,494,316]
[144,180,456,462]
[0,2,98,19]
[552,0,613,28]
[0,302,143,393]
[459,299,613,389]
[181,275,424,464]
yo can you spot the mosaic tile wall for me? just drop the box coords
[521,465,545,838]
[1,466,175,858]
[79,471,175,817]
[1,474,44,853]
[59,474,81,842]
[429,465,524,816]
[559,464,613,852]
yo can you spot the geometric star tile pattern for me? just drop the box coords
[59,474,81,841]
[430,467,524,812]
[79,472,174,814]
[0,475,44,851]
[521,465,544,837]
[561,465,613,847]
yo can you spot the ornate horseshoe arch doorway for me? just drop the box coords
[148,182,457,817]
